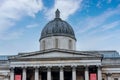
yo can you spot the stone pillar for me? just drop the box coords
[10,68,14,80]
[35,67,39,80]
[85,66,89,80]
[39,73,42,80]
[72,66,76,80]
[118,77,120,80]
[98,66,102,80]
[4,77,9,80]
[107,73,112,80]
[22,68,26,80]
[47,67,51,80]
[60,67,64,80]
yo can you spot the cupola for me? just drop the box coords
[40,9,76,50]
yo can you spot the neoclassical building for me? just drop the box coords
[0,9,120,80]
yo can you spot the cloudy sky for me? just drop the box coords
[0,0,120,55]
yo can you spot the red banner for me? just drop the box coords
[90,73,97,80]
[15,75,21,80]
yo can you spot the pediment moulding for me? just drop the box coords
[8,49,103,60]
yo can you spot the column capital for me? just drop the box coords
[33,66,38,68]
[85,65,89,71]
[97,65,101,68]
[35,67,39,72]
[59,66,64,69]
[47,66,51,71]
[34,66,39,69]
[84,65,89,67]
[22,67,27,71]
[47,66,52,68]
[71,65,77,68]
[22,66,27,69]
[106,73,112,76]
[10,67,15,71]
[72,66,76,71]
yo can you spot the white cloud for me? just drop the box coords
[77,29,120,52]
[0,0,43,39]
[26,23,39,28]
[0,31,23,40]
[107,0,112,3]
[78,5,120,33]
[0,20,14,33]
[96,0,102,8]
[84,20,120,35]
[76,5,120,53]
[101,20,120,31]
[96,0,112,8]
[45,0,83,20]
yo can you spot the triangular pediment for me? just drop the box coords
[19,52,94,59]
[10,49,102,60]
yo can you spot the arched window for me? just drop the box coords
[69,40,72,49]
[55,39,58,48]
[42,40,45,50]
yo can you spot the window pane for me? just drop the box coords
[55,39,58,48]
[114,78,118,80]
[69,40,72,49]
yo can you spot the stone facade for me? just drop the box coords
[40,36,76,50]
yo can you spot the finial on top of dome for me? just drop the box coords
[55,9,60,18]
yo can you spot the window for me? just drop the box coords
[69,40,72,49]
[55,39,58,48]
[42,40,45,50]
[114,78,118,80]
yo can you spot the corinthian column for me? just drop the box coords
[10,68,14,80]
[35,67,39,80]
[98,66,102,80]
[72,66,76,80]
[107,73,112,80]
[47,67,51,80]
[22,68,26,80]
[85,66,89,80]
[60,67,64,80]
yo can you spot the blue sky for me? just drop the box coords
[0,0,120,55]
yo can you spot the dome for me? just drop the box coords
[40,9,76,40]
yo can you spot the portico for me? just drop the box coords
[10,63,102,80]
[10,66,101,80]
